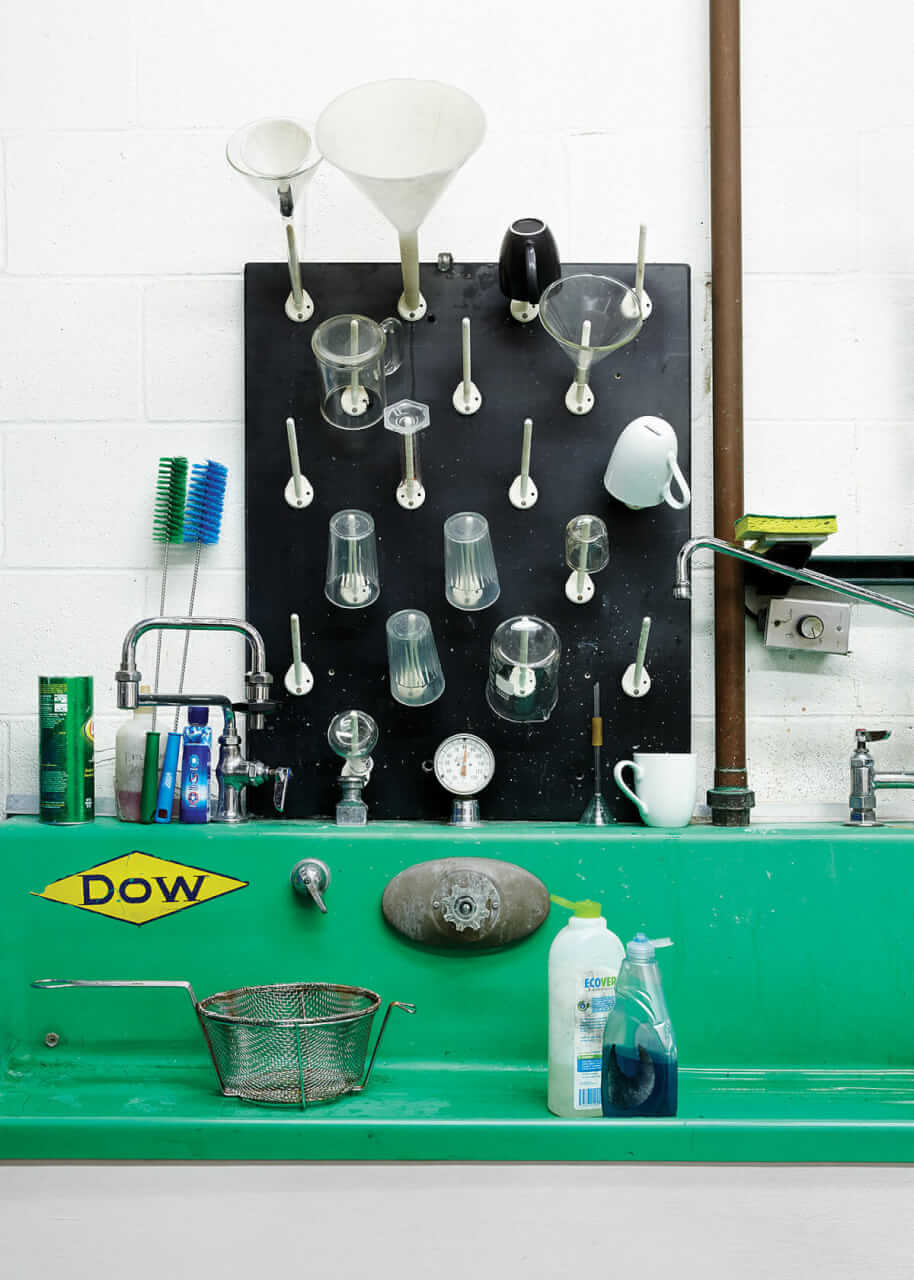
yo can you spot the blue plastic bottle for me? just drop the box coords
[601,933,677,1118]
[180,707,212,823]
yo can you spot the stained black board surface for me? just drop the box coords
[244,261,691,821]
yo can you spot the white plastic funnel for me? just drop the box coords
[316,80,486,321]
[226,118,322,323]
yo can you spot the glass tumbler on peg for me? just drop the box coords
[316,79,485,322]
[486,616,561,724]
[443,512,500,611]
[226,118,322,323]
[539,274,643,416]
[565,515,609,604]
[386,610,445,707]
[325,509,380,608]
[498,218,561,323]
[311,314,403,430]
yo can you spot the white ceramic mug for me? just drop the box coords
[603,415,691,511]
[613,751,697,827]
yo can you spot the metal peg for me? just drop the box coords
[452,317,482,414]
[285,613,314,695]
[284,418,314,508]
[621,616,652,697]
[508,417,538,508]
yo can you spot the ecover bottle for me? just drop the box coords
[548,896,625,1118]
[601,933,677,1118]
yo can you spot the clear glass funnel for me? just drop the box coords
[316,79,486,321]
[226,117,322,323]
[539,274,643,415]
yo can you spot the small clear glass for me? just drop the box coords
[311,314,403,430]
[325,509,380,608]
[486,615,561,724]
[443,512,500,611]
[327,709,378,767]
[564,514,610,604]
[386,610,445,707]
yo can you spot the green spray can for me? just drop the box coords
[38,676,95,824]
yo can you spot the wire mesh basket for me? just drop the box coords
[32,978,416,1108]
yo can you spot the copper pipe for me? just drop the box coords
[709,0,753,821]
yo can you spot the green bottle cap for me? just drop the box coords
[551,895,603,919]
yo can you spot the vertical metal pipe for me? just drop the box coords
[709,0,754,824]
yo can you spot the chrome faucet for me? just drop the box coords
[676,538,914,825]
[114,617,290,824]
[675,537,914,623]
[115,616,274,729]
[849,729,914,827]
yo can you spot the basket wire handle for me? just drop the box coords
[31,978,228,1093]
[353,1000,416,1094]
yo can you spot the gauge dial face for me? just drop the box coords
[433,733,495,797]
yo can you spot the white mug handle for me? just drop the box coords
[662,453,691,510]
[613,759,648,815]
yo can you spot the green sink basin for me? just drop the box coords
[2,817,913,1162]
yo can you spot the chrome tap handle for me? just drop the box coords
[270,766,291,814]
[290,858,330,912]
[856,729,891,749]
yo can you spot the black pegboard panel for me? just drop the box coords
[244,261,691,821]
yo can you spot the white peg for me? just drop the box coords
[285,613,314,695]
[508,417,538,508]
[452,317,482,414]
[621,616,652,697]
[627,223,653,321]
[341,318,369,417]
[284,417,314,508]
[565,318,595,415]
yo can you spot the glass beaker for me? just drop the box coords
[324,509,380,608]
[311,314,403,430]
[386,610,445,707]
[486,616,561,724]
[443,512,500,611]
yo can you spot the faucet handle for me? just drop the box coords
[270,766,291,814]
[290,858,330,913]
[856,729,891,750]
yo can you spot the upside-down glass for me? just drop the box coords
[443,512,500,611]
[386,610,445,707]
[311,314,403,430]
[325,510,380,608]
[564,514,610,604]
[486,615,561,724]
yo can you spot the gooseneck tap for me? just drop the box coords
[116,616,273,729]
[114,616,289,823]
[674,537,914,622]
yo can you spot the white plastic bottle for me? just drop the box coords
[114,691,162,822]
[548,896,625,1118]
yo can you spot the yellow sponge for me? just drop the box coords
[734,513,837,552]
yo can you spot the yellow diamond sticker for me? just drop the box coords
[33,851,249,926]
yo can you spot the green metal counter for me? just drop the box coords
[2,817,912,1162]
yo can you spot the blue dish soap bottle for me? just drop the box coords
[180,707,212,823]
[601,933,677,1118]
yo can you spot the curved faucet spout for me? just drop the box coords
[674,536,914,622]
[119,616,268,676]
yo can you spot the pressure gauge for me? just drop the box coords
[433,733,495,827]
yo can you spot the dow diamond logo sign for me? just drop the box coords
[33,851,249,926]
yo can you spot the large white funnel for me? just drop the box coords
[317,80,486,321]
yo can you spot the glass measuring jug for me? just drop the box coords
[311,313,403,430]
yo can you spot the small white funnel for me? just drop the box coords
[317,79,486,322]
[226,118,322,323]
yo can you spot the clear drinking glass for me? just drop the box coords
[564,514,610,604]
[311,314,403,430]
[324,510,380,608]
[386,610,445,707]
[486,615,561,724]
[443,512,500,611]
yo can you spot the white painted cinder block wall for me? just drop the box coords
[2,0,913,820]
